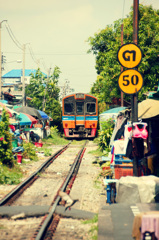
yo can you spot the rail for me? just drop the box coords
[35,140,87,240]
[0,143,70,206]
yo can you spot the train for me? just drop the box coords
[62,93,98,138]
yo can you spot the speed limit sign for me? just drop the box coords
[118,69,143,95]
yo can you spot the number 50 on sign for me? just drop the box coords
[118,69,143,95]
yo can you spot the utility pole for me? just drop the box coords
[121,24,124,107]
[132,0,139,122]
[0,20,7,100]
[132,0,139,177]
[22,44,26,106]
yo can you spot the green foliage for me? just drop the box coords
[101,161,110,167]
[44,148,52,156]
[22,142,38,161]
[97,119,114,154]
[25,67,61,124]
[50,126,59,137]
[82,214,98,240]
[0,109,14,167]
[25,68,46,109]
[0,164,23,184]
[88,4,159,104]
[88,148,103,157]
[46,99,61,122]
[82,214,98,224]
[48,126,69,145]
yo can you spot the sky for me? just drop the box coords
[0,0,159,94]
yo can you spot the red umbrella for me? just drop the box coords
[17,113,38,128]
[24,113,37,127]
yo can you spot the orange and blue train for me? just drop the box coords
[62,93,98,138]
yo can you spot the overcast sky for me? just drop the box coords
[0,0,159,93]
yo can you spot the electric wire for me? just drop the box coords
[3,50,87,56]
[4,22,43,70]
[41,60,47,72]
[28,44,50,72]
[3,20,87,75]
[5,22,23,50]
[28,44,38,65]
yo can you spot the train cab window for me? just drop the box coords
[64,103,74,115]
[86,103,96,114]
[76,102,84,115]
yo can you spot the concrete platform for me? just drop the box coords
[98,196,159,240]
[0,205,95,220]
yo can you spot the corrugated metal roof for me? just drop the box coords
[2,69,47,78]
[100,107,126,115]
[3,83,16,86]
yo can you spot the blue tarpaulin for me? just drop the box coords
[38,110,49,120]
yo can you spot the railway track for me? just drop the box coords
[0,143,70,207]
[0,141,89,240]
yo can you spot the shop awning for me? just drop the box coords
[15,106,42,120]
[138,99,159,119]
[100,107,126,122]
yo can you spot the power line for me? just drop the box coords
[34,53,87,56]
[41,60,47,72]
[2,20,88,74]
[2,21,49,73]
[3,51,88,56]
[28,44,38,64]
[5,22,22,50]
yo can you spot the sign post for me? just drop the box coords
[117,44,143,177]
[117,0,140,176]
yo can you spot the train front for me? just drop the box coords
[62,93,98,138]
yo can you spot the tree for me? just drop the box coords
[88,4,159,109]
[26,68,45,109]
[0,109,14,167]
[25,66,61,123]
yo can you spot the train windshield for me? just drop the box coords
[76,102,84,115]
[64,103,74,115]
[86,103,96,114]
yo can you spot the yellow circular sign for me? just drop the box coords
[117,43,142,68]
[118,69,143,95]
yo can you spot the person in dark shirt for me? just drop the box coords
[30,131,40,142]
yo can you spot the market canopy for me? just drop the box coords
[38,110,49,120]
[15,106,42,120]
[138,99,159,119]
[17,113,38,126]
[100,107,127,122]
[13,105,22,110]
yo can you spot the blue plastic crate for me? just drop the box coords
[114,155,132,165]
